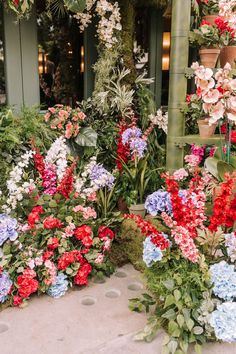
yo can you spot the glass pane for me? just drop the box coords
[37,6,84,109]
[0,5,6,106]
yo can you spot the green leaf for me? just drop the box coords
[75,127,97,147]
[168,320,179,336]
[177,314,185,328]
[204,157,219,180]
[167,340,178,354]
[174,289,181,302]
[193,326,204,335]
[64,0,86,13]
[162,308,176,320]
[164,294,175,308]
[65,267,73,275]
[49,200,58,208]
[194,343,202,354]
[217,161,234,181]
[162,279,175,291]
[186,318,194,331]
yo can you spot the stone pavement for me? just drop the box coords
[0,264,236,354]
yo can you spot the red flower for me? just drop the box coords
[74,225,93,248]
[200,20,211,26]
[28,206,44,229]
[186,94,192,103]
[57,163,75,199]
[116,122,129,171]
[0,266,3,275]
[43,216,63,229]
[98,226,115,240]
[17,270,38,299]
[13,295,23,306]
[74,263,92,286]
[47,237,59,250]
[42,251,54,261]
[33,148,45,177]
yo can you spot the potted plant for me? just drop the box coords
[197,0,219,24]
[189,62,236,137]
[189,20,221,67]
[214,16,236,68]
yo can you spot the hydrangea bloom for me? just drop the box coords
[209,302,236,342]
[47,273,69,298]
[143,236,163,267]
[144,190,172,216]
[224,232,236,262]
[210,261,236,300]
[0,271,13,303]
[0,214,18,246]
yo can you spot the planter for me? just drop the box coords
[220,46,236,68]
[129,203,146,218]
[199,47,220,68]
[197,118,217,138]
[202,15,218,26]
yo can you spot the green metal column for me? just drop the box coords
[149,9,163,108]
[166,0,191,171]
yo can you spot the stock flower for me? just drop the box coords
[0,214,18,246]
[74,225,93,247]
[225,232,236,261]
[74,263,92,286]
[0,271,12,303]
[47,273,69,298]
[43,164,57,196]
[209,302,236,342]
[173,168,188,181]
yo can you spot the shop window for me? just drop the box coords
[37,4,84,109]
[0,5,6,106]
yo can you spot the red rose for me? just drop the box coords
[74,225,93,248]
[98,226,114,240]
[47,237,59,250]
[43,251,54,261]
[43,216,63,229]
[74,263,92,286]
[13,295,23,306]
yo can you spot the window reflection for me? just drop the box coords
[0,5,6,106]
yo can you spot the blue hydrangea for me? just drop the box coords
[210,261,236,301]
[47,273,69,299]
[0,271,13,303]
[129,137,147,158]
[144,190,172,216]
[209,302,236,342]
[143,236,163,267]
[0,214,18,246]
[224,233,236,262]
[122,127,142,145]
[90,164,115,190]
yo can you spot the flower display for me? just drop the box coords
[0,214,18,246]
[209,302,236,342]
[47,273,69,299]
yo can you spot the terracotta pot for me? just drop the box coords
[199,47,220,68]
[129,204,146,218]
[197,118,217,138]
[220,46,236,68]
[117,197,128,212]
[202,15,218,26]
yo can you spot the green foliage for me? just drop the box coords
[130,250,213,353]
[0,107,59,189]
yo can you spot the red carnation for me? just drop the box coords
[74,263,92,286]
[47,237,59,250]
[74,225,93,248]
[43,216,63,229]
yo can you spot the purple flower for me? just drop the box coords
[121,127,142,145]
[90,164,115,190]
[129,138,147,158]
[0,271,12,303]
[144,190,172,216]
[0,214,18,246]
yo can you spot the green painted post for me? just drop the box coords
[166,0,191,171]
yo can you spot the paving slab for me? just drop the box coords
[0,263,236,354]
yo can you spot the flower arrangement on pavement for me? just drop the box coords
[0,137,117,308]
[128,168,236,352]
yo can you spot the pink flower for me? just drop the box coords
[44,112,51,122]
[203,89,220,104]
[184,154,201,167]
[48,107,56,114]
[95,253,104,264]
[209,101,225,124]
[87,192,97,202]
[173,168,188,181]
